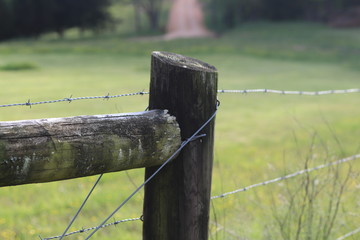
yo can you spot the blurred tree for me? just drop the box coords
[204,0,360,31]
[76,0,113,33]
[0,0,14,40]
[136,0,163,31]
[132,0,143,32]
[205,0,263,31]
[51,0,76,38]
[52,0,112,37]
[262,0,306,20]
[0,0,112,41]
[115,0,163,32]
[11,0,57,38]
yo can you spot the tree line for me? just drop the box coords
[118,0,359,33]
[205,0,359,31]
[0,0,358,41]
[0,0,112,41]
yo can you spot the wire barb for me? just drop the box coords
[26,99,31,108]
[65,95,73,103]
[211,154,360,199]
[103,93,110,100]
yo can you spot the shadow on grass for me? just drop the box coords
[0,62,38,71]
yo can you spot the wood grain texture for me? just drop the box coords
[143,51,218,240]
[0,110,180,187]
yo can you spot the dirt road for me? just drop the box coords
[165,0,213,39]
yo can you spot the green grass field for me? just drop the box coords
[0,22,359,240]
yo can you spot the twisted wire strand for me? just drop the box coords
[58,174,103,240]
[0,91,149,108]
[217,88,360,95]
[336,227,360,240]
[211,154,360,199]
[1,88,358,108]
[41,217,141,240]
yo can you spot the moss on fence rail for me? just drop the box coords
[0,110,181,187]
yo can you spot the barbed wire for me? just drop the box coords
[4,87,356,238]
[1,88,358,108]
[211,154,360,199]
[336,227,360,240]
[41,153,358,239]
[217,88,360,95]
[58,174,103,240]
[0,91,149,108]
[40,217,142,240]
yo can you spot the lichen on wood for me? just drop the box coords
[143,51,218,240]
[0,110,180,187]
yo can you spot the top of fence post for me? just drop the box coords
[143,51,218,240]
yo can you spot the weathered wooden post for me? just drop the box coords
[143,52,218,239]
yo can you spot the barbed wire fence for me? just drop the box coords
[1,88,359,239]
[39,153,360,239]
[40,100,219,240]
[217,88,360,95]
[1,88,359,108]
[210,154,360,199]
[40,217,142,240]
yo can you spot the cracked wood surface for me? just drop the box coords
[143,51,218,240]
[0,110,180,187]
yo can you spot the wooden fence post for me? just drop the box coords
[143,51,218,240]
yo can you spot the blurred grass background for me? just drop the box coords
[0,18,359,240]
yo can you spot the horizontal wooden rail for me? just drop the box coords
[0,110,181,187]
